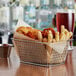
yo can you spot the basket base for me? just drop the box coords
[20,61,65,67]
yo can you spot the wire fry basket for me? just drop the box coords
[13,37,68,66]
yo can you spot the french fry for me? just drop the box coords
[48,31,53,42]
[60,25,68,41]
[60,32,66,41]
[65,29,68,34]
[55,32,59,42]
[61,25,65,33]
[64,29,73,40]
[42,38,48,42]
[38,31,43,42]
[64,29,69,40]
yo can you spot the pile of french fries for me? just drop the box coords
[38,25,73,43]
[16,25,73,43]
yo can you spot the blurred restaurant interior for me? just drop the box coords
[0,1,76,76]
[0,0,76,45]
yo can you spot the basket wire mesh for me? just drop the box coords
[13,38,68,66]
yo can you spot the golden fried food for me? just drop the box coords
[61,25,65,33]
[64,29,73,40]
[48,31,53,42]
[16,25,73,42]
[55,32,59,42]
[64,29,69,40]
[16,26,41,39]
[16,26,33,35]
[60,32,66,41]
[32,29,41,39]
[26,31,36,39]
[37,31,43,42]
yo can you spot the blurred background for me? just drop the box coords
[0,0,76,45]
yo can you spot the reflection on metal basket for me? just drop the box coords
[13,38,68,65]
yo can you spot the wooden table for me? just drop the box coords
[0,47,76,76]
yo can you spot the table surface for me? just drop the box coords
[0,47,76,76]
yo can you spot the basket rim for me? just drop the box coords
[12,38,70,45]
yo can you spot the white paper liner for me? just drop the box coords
[46,41,67,54]
[14,19,30,32]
